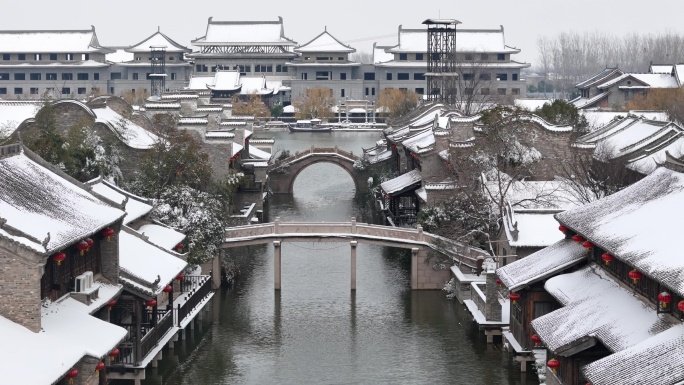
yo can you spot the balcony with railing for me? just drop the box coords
[109,275,214,371]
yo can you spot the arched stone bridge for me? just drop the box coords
[223,217,490,290]
[268,146,365,194]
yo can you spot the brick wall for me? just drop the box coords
[0,240,42,332]
[99,222,121,283]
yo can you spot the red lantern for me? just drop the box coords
[582,240,593,250]
[95,361,105,375]
[531,334,541,347]
[176,273,185,281]
[109,348,119,361]
[86,238,94,251]
[76,240,89,256]
[102,227,115,242]
[558,225,568,233]
[145,299,157,310]
[106,299,117,311]
[53,252,66,266]
[658,292,672,309]
[163,285,173,297]
[174,243,184,252]
[66,368,78,384]
[601,253,614,266]
[496,278,502,287]
[678,300,684,312]
[547,358,560,373]
[509,292,521,304]
[628,269,643,285]
[571,234,584,243]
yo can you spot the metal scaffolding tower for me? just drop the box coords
[423,19,460,105]
[150,46,167,98]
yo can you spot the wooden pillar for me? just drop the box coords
[274,241,281,290]
[350,241,357,291]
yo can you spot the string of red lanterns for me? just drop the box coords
[76,240,89,256]
[95,361,105,375]
[65,368,78,384]
[658,292,672,309]
[53,252,66,266]
[601,253,614,266]
[571,234,584,243]
[628,269,643,285]
[108,348,120,361]
[558,225,568,233]
[102,227,115,241]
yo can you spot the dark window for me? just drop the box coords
[341,89,345,97]
[94,73,99,80]
[14,73,25,80]
[2,54,9,61]
[464,54,473,61]
[397,73,409,80]
[110,72,122,80]
[512,88,520,95]
[13,88,22,95]
[415,53,424,61]
[414,73,425,81]
[415,87,424,94]
[498,88,506,95]
[30,87,39,94]
[431,53,440,60]
[66,53,73,61]
[340,73,347,80]
[465,88,473,95]
[77,73,88,80]
[18,54,25,60]
[171,73,176,80]
[513,74,519,81]
[49,53,57,60]
[315,71,331,80]
[77,87,86,94]
[363,72,375,80]
[0,73,8,80]
[481,53,489,60]
[62,87,70,95]
[338,57,344,61]
[496,73,508,81]
[83,53,89,60]
[0,88,6,94]
[132,73,138,80]
[462,73,473,81]
[46,73,57,80]
[497,53,506,61]
[276,65,288,73]
[61,73,72,80]
[480,73,491,81]
[399,53,407,61]
[481,88,490,95]
[365,87,369,96]
[386,73,392,81]
[109,87,114,94]
[35,53,42,60]
[533,302,554,318]
[372,87,375,96]
[30,73,41,80]
[316,56,331,61]
[301,73,308,80]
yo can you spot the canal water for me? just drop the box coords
[146,131,538,385]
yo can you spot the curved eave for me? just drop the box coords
[207,84,242,92]
[191,40,297,47]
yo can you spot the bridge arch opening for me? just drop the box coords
[290,161,360,196]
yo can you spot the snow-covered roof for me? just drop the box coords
[93,106,158,149]
[580,110,669,130]
[249,144,271,160]
[484,179,581,211]
[373,43,395,64]
[597,73,680,89]
[503,211,567,248]
[187,75,215,90]
[576,68,623,88]
[626,134,684,175]
[380,169,422,195]
[415,186,427,202]
[192,17,296,47]
[402,129,435,154]
[0,28,112,53]
[105,47,134,63]
[582,323,684,385]
[532,264,675,354]
[496,239,587,291]
[649,64,673,74]
[119,227,187,296]
[0,293,126,384]
[240,76,273,95]
[0,149,125,254]
[556,166,684,298]
[386,27,520,54]
[570,92,610,110]
[208,70,240,91]
[205,131,235,139]
[88,179,152,225]
[126,30,190,53]
[0,101,40,138]
[282,104,298,113]
[137,223,185,250]
[295,30,355,53]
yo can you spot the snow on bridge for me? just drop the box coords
[223,217,490,290]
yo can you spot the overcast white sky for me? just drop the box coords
[3,0,684,65]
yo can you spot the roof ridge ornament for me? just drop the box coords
[42,232,50,247]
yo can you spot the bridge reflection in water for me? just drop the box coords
[223,217,489,290]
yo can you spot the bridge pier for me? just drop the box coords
[274,241,281,290]
[350,241,357,291]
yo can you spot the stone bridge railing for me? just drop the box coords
[270,146,359,170]
[223,218,489,268]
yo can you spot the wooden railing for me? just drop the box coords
[223,218,489,268]
[177,276,212,327]
[140,310,173,361]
